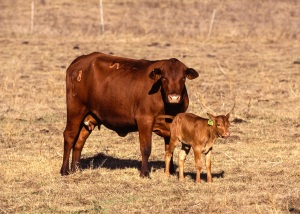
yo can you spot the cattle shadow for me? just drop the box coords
[184,171,225,182]
[80,153,225,182]
[80,153,165,172]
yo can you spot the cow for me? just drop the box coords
[163,112,231,183]
[60,52,199,177]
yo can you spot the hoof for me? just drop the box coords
[60,168,70,176]
[140,171,150,178]
[60,171,69,176]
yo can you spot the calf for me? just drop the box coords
[164,112,230,183]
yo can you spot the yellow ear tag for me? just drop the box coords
[208,119,214,126]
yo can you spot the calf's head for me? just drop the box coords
[149,58,198,104]
[207,113,231,138]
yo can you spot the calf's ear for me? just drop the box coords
[149,68,162,80]
[207,113,216,121]
[185,68,199,80]
[226,113,230,119]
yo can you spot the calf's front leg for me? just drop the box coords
[164,137,175,174]
[165,136,178,178]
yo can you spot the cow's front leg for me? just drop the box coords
[137,118,154,177]
[164,137,175,174]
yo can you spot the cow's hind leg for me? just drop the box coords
[61,107,88,176]
[61,125,81,175]
[71,115,99,172]
[71,126,91,172]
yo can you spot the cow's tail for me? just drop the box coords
[65,66,74,98]
[65,63,84,98]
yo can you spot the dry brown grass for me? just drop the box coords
[0,0,299,213]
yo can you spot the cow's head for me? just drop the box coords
[207,113,231,138]
[149,58,198,104]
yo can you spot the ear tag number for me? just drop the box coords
[208,119,214,126]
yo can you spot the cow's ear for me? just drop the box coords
[185,68,199,80]
[149,68,162,80]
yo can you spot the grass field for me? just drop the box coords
[0,0,299,213]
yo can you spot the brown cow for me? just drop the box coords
[60,52,199,177]
[164,112,230,183]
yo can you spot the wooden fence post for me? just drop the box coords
[207,9,217,38]
[31,0,34,34]
[99,0,104,34]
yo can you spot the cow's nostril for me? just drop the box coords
[168,94,181,103]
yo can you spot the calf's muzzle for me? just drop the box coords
[221,131,230,138]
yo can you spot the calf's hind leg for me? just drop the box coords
[193,146,202,183]
[205,150,212,183]
[178,144,191,182]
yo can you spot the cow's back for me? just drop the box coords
[66,52,155,101]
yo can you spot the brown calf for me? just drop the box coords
[164,112,230,183]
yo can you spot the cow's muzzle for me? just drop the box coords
[168,94,181,103]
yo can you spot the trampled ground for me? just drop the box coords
[0,0,299,213]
